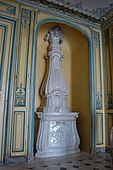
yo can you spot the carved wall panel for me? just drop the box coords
[0,17,16,163]
[11,6,32,157]
[106,113,113,145]
[0,0,35,161]
[0,1,18,17]
[48,121,75,147]
[103,25,113,148]
[14,8,31,107]
[96,113,103,145]
[104,29,113,109]
[94,31,103,110]
[93,31,104,148]
[12,112,25,153]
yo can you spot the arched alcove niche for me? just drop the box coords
[35,22,90,152]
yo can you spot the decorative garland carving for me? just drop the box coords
[15,83,26,107]
[96,92,102,109]
[107,92,113,109]
[21,9,31,28]
[49,121,73,146]
[94,31,99,47]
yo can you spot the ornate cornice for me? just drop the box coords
[47,0,113,19]
[14,0,101,26]
[13,0,113,27]
[100,8,113,28]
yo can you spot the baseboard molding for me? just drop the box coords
[90,147,106,154]
[4,155,28,164]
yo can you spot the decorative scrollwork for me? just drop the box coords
[49,121,73,146]
[6,6,16,15]
[94,31,100,47]
[21,9,31,28]
[107,92,113,109]
[44,26,63,44]
[15,83,26,107]
[96,92,102,109]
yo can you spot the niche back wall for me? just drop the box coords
[35,22,90,152]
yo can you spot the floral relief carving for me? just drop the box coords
[21,9,31,28]
[49,121,73,146]
[15,83,26,107]
[94,31,100,47]
[96,92,102,109]
[107,92,113,109]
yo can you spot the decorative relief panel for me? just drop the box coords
[107,92,113,109]
[48,121,74,147]
[94,31,100,47]
[104,29,113,109]
[15,8,31,107]
[15,83,26,107]
[94,31,102,110]
[106,113,113,145]
[96,92,102,110]
[12,112,25,152]
[96,113,103,145]
[21,8,31,29]
[0,25,8,160]
[0,24,8,163]
[0,25,6,91]
[0,2,16,16]
[0,16,16,162]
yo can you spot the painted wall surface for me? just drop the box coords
[0,0,108,164]
[0,0,35,163]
